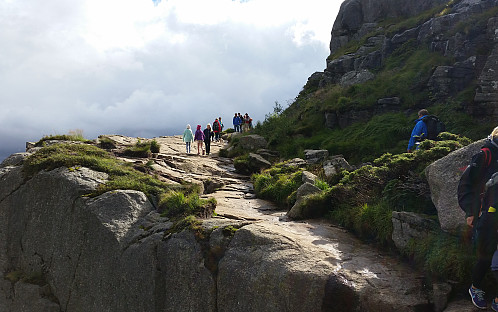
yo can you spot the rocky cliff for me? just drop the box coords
[0,135,474,312]
[311,0,498,126]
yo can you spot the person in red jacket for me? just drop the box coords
[213,118,221,142]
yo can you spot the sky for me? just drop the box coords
[0,0,343,161]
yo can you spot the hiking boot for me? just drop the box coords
[492,299,498,312]
[469,286,487,309]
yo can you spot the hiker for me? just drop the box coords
[219,117,224,132]
[237,113,243,132]
[194,124,205,155]
[203,124,214,155]
[213,118,222,142]
[182,124,194,154]
[233,113,240,132]
[459,126,498,310]
[407,109,429,152]
[243,113,251,132]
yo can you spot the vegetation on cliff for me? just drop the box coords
[23,140,213,222]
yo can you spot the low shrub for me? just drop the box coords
[123,140,152,158]
[98,136,117,149]
[159,190,216,219]
[405,232,474,282]
[35,132,91,147]
[150,140,160,153]
[252,165,302,208]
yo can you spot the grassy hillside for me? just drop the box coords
[253,5,496,164]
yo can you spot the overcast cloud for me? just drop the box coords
[0,0,341,161]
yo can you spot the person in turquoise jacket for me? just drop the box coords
[182,124,194,154]
[407,109,429,152]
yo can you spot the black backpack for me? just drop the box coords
[458,147,497,218]
[423,115,445,140]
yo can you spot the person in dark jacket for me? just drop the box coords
[459,126,498,309]
[233,113,240,132]
[213,118,221,142]
[407,109,429,152]
[203,124,214,155]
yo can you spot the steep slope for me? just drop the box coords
[257,0,497,163]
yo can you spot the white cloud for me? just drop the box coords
[0,0,342,160]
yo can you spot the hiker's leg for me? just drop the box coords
[473,212,497,288]
[205,141,210,155]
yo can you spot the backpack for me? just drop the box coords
[423,115,446,140]
[213,121,220,131]
[458,147,497,218]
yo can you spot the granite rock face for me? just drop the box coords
[316,0,498,128]
[425,139,486,232]
[0,136,460,311]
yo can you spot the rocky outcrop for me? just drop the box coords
[330,0,449,54]
[323,155,354,177]
[313,0,498,128]
[425,139,486,232]
[287,182,322,219]
[238,135,268,151]
[304,149,329,164]
[1,136,470,311]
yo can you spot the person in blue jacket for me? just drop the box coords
[407,109,429,152]
[233,113,240,132]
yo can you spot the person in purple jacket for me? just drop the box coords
[194,124,205,155]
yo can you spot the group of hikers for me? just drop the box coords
[181,113,254,156]
[232,112,252,132]
[181,117,224,156]
[408,109,498,310]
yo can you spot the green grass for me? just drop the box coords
[405,232,474,282]
[329,201,394,244]
[23,143,169,197]
[158,190,217,219]
[252,164,303,208]
[123,140,153,158]
[35,131,91,147]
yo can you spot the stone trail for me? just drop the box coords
[140,135,474,312]
[0,134,477,311]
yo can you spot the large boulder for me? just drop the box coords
[234,153,271,175]
[323,156,354,178]
[217,222,432,312]
[425,139,486,232]
[391,211,439,250]
[304,149,329,164]
[287,182,322,220]
[302,171,317,184]
[238,135,268,150]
